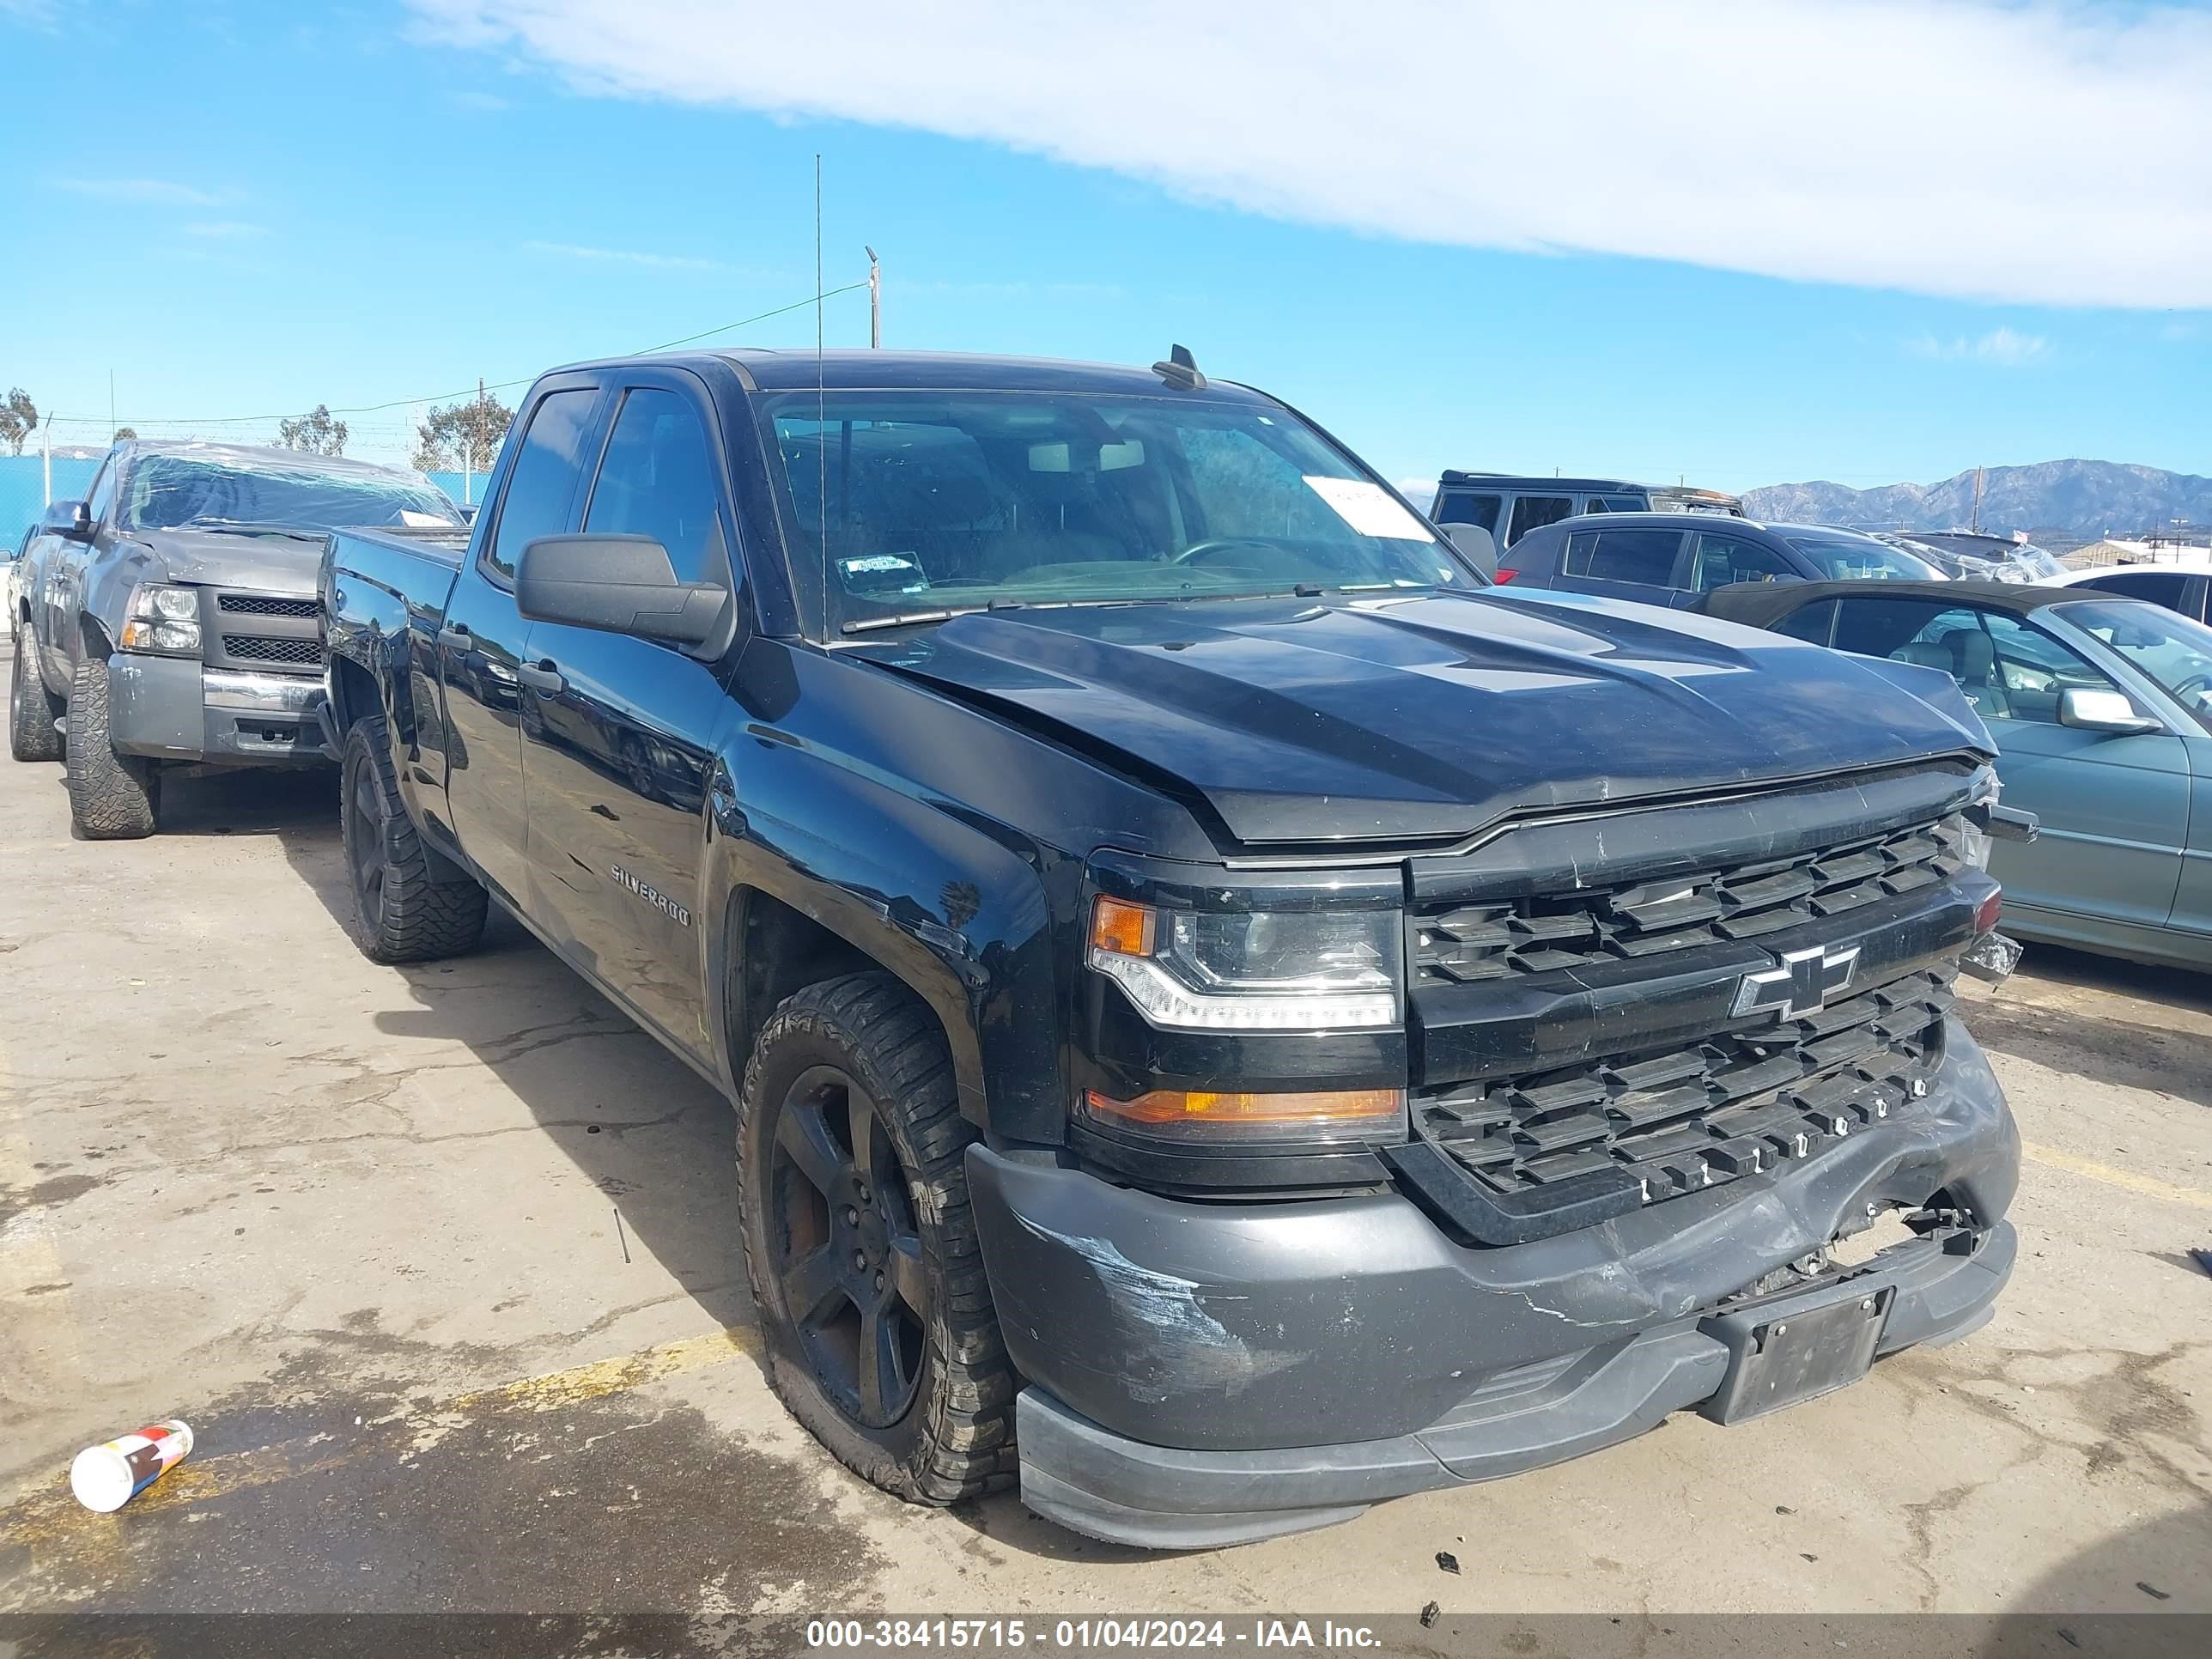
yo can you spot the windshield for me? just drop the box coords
[1785,536,1945,581]
[2057,598,2212,732]
[120,455,462,532]
[763,390,1475,631]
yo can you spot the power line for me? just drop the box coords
[49,281,871,428]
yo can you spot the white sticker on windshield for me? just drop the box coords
[399,510,448,528]
[1301,477,1431,541]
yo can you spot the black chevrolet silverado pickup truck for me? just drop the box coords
[321,347,2024,1548]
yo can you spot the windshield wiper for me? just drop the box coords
[179,518,324,541]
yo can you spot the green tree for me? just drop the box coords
[0,388,38,457]
[412,390,514,476]
[276,404,349,456]
[113,427,137,441]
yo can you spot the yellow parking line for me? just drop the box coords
[2024,1139,2212,1210]
[447,1324,758,1413]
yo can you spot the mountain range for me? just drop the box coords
[1741,460,2212,541]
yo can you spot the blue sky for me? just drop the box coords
[3,0,2207,495]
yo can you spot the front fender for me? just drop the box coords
[707,728,1068,1139]
[80,541,167,653]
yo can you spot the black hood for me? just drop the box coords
[854,589,1991,848]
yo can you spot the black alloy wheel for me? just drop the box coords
[769,1063,930,1428]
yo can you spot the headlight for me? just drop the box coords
[1086,896,1399,1032]
[118,584,202,656]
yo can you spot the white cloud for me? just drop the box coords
[1908,326,2052,365]
[523,238,722,270]
[53,177,228,207]
[408,0,2212,309]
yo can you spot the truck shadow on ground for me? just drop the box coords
[1966,945,2212,1112]
[268,793,758,1351]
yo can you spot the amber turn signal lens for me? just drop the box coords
[1084,1087,1403,1128]
[1090,896,1158,958]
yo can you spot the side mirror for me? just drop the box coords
[1445,523,1498,580]
[46,500,91,541]
[2058,686,2160,736]
[514,534,729,647]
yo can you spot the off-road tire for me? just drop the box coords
[9,635,65,762]
[738,972,1018,1504]
[340,713,489,963]
[64,658,161,838]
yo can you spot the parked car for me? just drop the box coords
[1429,472,1743,550]
[9,440,464,837]
[2046,557,2212,622]
[1875,531,2067,585]
[1487,512,1945,603]
[1698,577,2212,969]
[322,347,2020,1548]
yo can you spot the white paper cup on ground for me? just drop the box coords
[70,1420,194,1512]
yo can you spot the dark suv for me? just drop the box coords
[1494,512,1947,605]
[1430,472,1743,550]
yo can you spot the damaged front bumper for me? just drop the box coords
[107,653,329,767]
[969,1021,2019,1549]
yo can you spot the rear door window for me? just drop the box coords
[581,387,732,586]
[1561,527,1685,586]
[1506,494,1575,547]
[2082,570,2189,611]
[1435,490,1502,534]
[1775,600,1838,646]
[1690,532,1796,592]
[485,388,598,582]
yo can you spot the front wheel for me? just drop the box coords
[9,635,65,763]
[64,658,160,838]
[738,972,1017,1504]
[340,713,489,962]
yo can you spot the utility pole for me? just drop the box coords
[865,246,881,348]
[1971,465,1984,533]
[41,422,51,507]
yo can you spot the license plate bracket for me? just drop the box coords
[1698,1283,1893,1425]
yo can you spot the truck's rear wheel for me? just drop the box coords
[340,714,489,963]
[9,636,65,763]
[738,972,1017,1504]
[64,658,161,838]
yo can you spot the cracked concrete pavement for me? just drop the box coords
[1,634,2208,1629]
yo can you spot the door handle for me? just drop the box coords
[436,624,472,652]
[516,661,565,696]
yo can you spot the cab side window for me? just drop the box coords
[484,388,597,582]
[582,388,733,587]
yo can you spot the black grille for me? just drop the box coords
[217,593,319,618]
[1413,812,1968,984]
[222,635,325,666]
[1416,969,1955,1207]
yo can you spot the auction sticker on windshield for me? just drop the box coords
[1300,476,1431,540]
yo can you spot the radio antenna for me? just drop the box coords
[816,153,828,631]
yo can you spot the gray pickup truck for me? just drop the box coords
[9,440,462,837]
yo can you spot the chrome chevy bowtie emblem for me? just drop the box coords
[1731,944,1860,1021]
